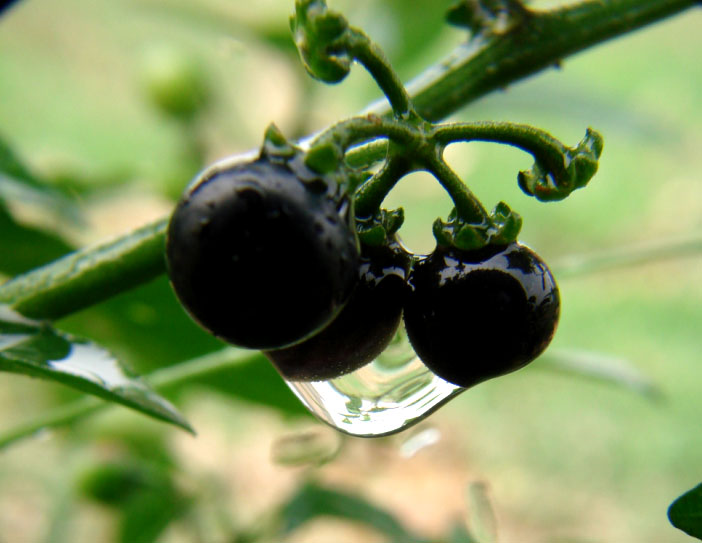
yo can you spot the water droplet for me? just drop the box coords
[283,327,463,437]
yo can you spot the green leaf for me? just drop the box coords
[120,487,189,543]
[280,481,425,542]
[0,306,193,433]
[0,133,80,224]
[537,349,659,398]
[58,277,307,417]
[669,483,702,540]
[0,204,73,275]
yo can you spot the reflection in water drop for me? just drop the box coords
[47,343,134,389]
[285,328,463,437]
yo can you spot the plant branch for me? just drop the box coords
[401,0,699,121]
[0,218,168,320]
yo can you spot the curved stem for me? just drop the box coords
[433,121,569,177]
[344,140,388,169]
[309,116,418,157]
[346,29,413,118]
[354,151,412,218]
[424,151,490,225]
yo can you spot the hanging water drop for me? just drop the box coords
[281,327,464,437]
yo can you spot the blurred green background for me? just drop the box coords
[0,0,700,541]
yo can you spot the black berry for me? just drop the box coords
[265,239,411,381]
[403,242,559,388]
[166,156,359,350]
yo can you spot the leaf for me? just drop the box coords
[536,349,659,398]
[59,277,307,417]
[0,305,193,433]
[280,481,425,542]
[0,204,73,275]
[669,483,702,540]
[0,134,80,224]
[120,486,189,543]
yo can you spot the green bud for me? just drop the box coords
[141,45,211,121]
[290,0,351,83]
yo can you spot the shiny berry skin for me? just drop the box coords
[403,242,560,388]
[265,239,411,381]
[166,156,359,350]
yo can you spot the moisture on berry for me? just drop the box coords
[265,238,411,381]
[403,242,560,388]
[166,155,360,350]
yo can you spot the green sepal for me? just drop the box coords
[433,208,488,251]
[290,0,351,84]
[518,128,604,202]
[260,126,351,198]
[488,201,522,244]
[446,0,530,37]
[433,202,521,250]
[304,143,342,174]
[357,208,404,247]
[262,123,297,160]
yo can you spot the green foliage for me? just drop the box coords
[669,484,702,540]
[0,306,192,432]
[0,0,700,541]
[280,482,426,542]
[0,134,75,274]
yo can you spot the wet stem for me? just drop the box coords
[346,29,413,119]
[0,0,697,321]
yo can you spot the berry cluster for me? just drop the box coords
[166,136,560,388]
[166,0,600,390]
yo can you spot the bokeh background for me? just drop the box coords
[0,0,700,541]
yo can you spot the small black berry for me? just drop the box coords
[403,242,559,388]
[166,156,359,350]
[266,239,411,381]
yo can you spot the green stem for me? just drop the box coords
[424,151,490,225]
[402,0,699,121]
[308,116,419,159]
[354,151,412,218]
[344,139,388,169]
[0,347,261,450]
[432,121,569,177]
[347,29,413,118]
[0,218,167,320]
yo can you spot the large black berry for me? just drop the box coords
[403,242,559,388]
[166,155,360,350]
[265,238,411,381]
